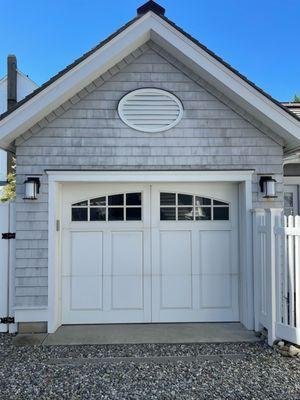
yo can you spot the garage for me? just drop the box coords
[61,182,239,324]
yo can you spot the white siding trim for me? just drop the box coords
[47,170,254,183]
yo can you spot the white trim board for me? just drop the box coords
[46,170,254,183]
[46,170,254,333]
[0,11,299,150]
[14,308,48,322]
[284,177,300,185]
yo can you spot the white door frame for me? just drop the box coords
[47,170,254,333]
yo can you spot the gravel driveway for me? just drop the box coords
[0,334,300,399]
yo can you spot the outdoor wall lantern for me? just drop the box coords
[24,177,40,200]
[259,176,277,199]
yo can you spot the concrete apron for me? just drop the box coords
[13,323,260,346]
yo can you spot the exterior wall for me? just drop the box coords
[14,42,284,308]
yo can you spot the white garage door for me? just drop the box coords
[61,182,239,324]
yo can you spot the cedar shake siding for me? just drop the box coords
[14,42,283,308]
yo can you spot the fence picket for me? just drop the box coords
[288,215,295,327]
[295,216,300,328]
[283,215,288,325]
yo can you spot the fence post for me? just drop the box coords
[266,208,283,346]
[252,208,265,332]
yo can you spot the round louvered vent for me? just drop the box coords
[118,88,183,132]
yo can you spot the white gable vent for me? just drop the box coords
[118,88,183,132]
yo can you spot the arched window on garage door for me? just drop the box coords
[160,192,230,221]
[71,192,142,222]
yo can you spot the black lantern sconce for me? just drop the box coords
[24,177,41,200]
[259,176,277,199]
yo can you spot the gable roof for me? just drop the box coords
[1,0,300,154]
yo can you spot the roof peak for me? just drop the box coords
[137,1,165,16]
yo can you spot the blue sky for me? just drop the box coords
[0,0,299,101]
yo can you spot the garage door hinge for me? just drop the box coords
[0,317,15,324]
[2,232,15,239]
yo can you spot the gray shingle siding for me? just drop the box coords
[14,42,283,308]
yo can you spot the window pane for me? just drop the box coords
[90,208,106,221]
[160,192,176,206]
[108,194,124,206]
[126,207,142,221]
[126,192,141,206]
[108,207,124,221]
[213,207,229,220]
[195,197,211,206]
[178,194,193,206]
[195,206,211,220]
[72,208,88,221]
[72,200,88,207]
[213,199,228,206]
[160,207,176,220]
[90,196,106,206]
[178,207,193,220]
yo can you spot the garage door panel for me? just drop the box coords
[68,231,103,311]
[160,231,192,275]
[160,275,193,309]
[71,232,103,276]
[200,274,232,309]
[199,231,231,275]
[159,230,193,309]
[151,183,239,322]
[111,231,144,310]
[71,276,103,310]
[111,231,143,276]
[112,276,144,310]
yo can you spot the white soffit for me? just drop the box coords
[0,11,300,151]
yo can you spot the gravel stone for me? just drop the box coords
[1,333,300,399]
[289,345,300,357]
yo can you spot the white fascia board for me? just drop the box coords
[148,14,300,147]
[46,170,254,183]
[0,14,152,149]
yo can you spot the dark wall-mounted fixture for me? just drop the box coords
[259,176,277,199]
[24,177,41,200]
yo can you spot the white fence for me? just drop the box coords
[253,209,300,345]
[0,201,16,333]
